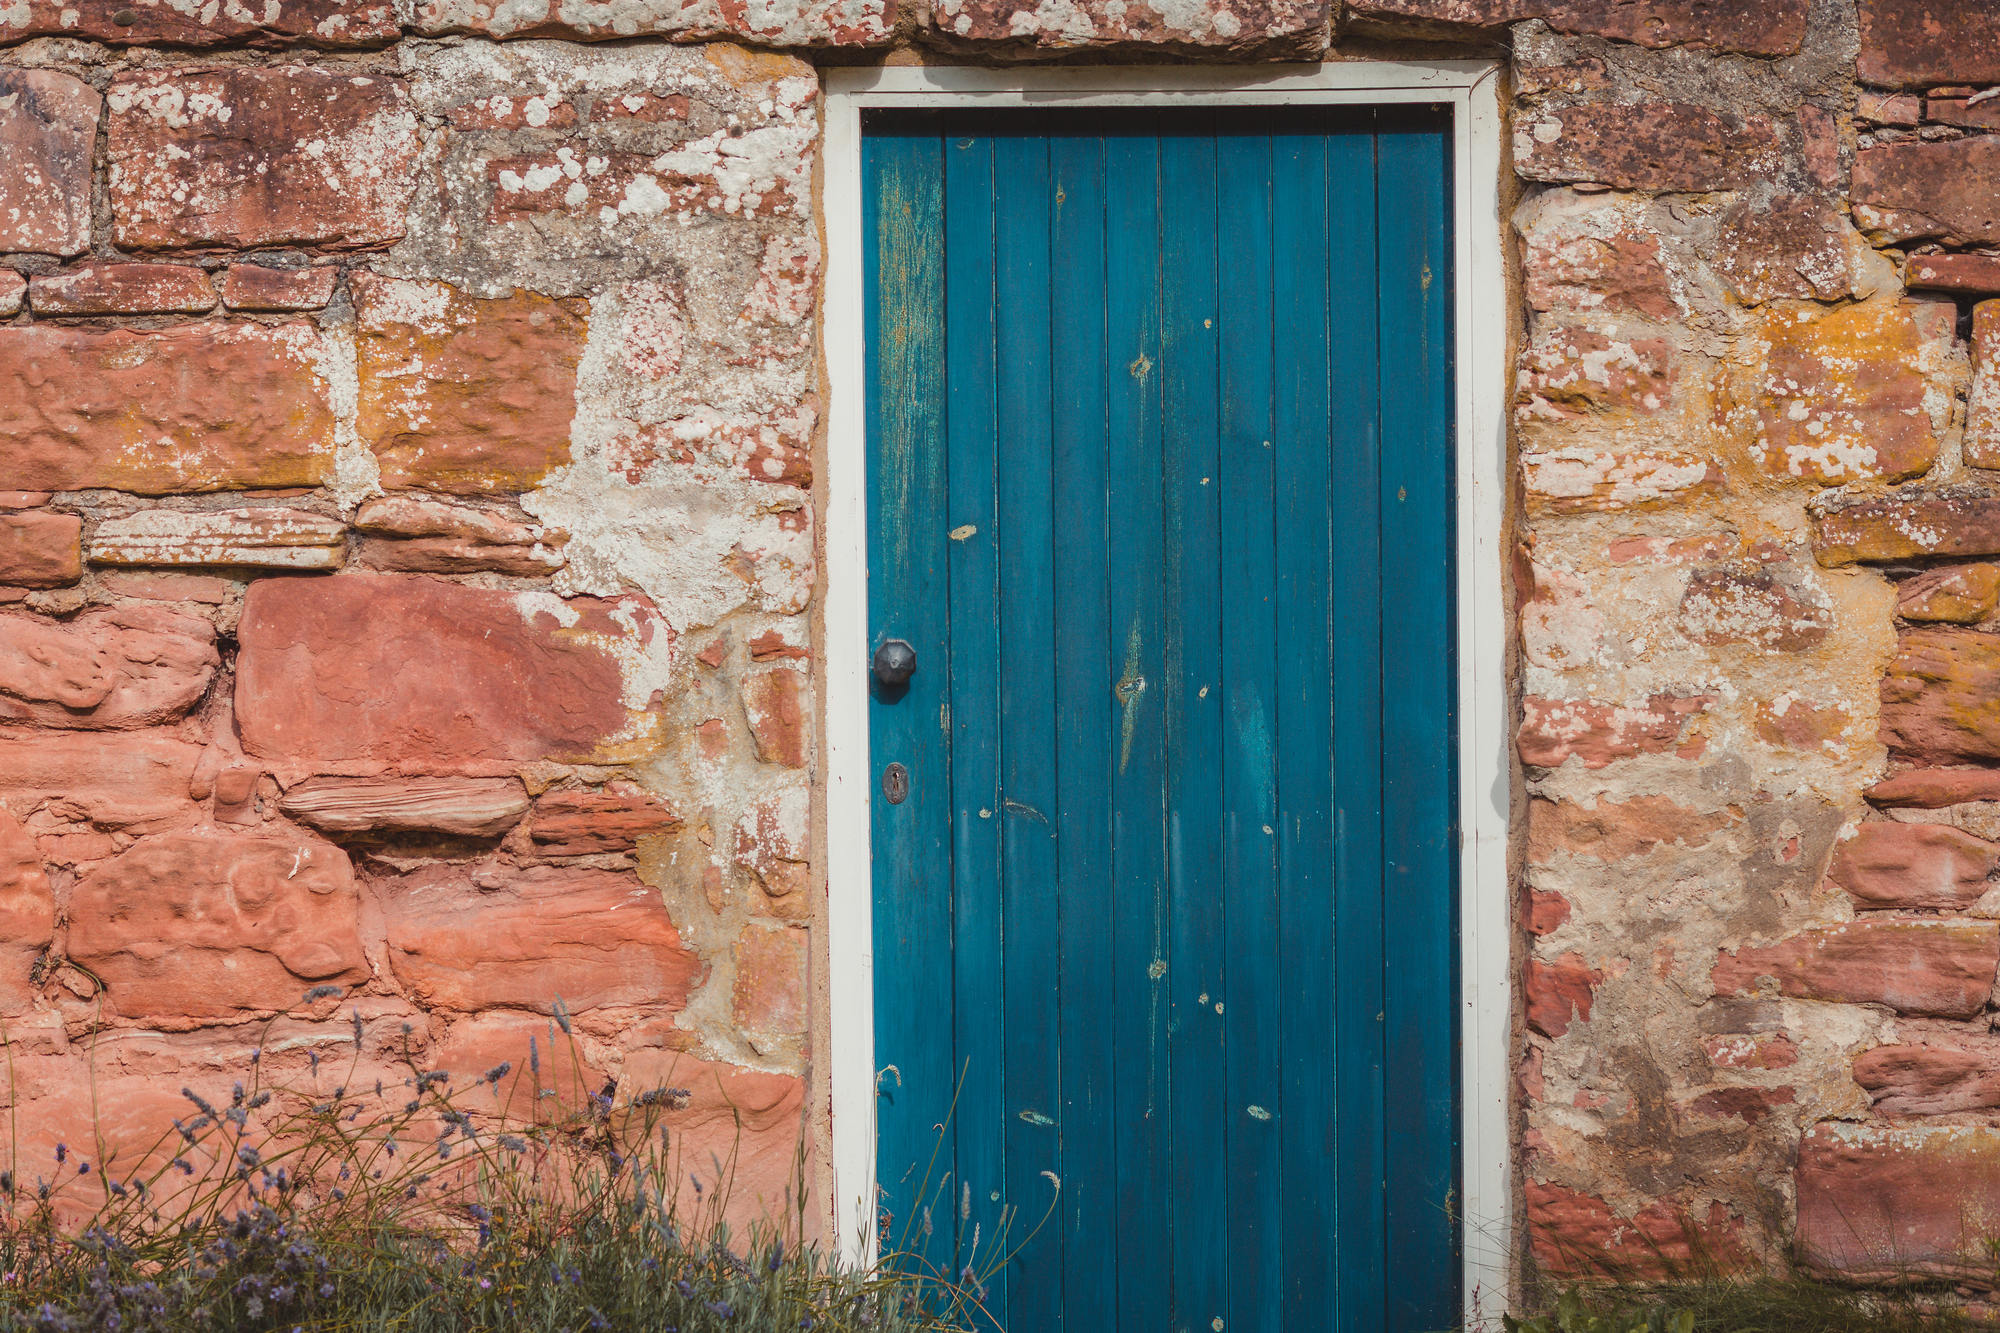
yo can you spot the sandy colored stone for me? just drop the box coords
[1883,628,2000,766]
[108,67,419,251]
[236,574,664,766]
[743,664,808,768]
[1747,303,1940,486]
[732,925,805,1039]
[0,70,98,257]
[351,274,587,495]
[1712,920,2000,1019]
[89,508,346,571]
[1526,796,1733,864]
[0,323,334,495]
[1677,564,1830,651]
[379,863,700,1015]
[0,607,217,730]
[279,776,531,838]
[68,831,367,1025]
[1516,327,1675,420]
[1966,302,2000,470]
[433,1010,602,1117]
[29,263,216,315]
[0,512,80,589]
[1518,202,1677,322]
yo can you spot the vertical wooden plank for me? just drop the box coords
[941,126,1007,1322]
[1328,116,1388,1333]
[991,129,1063,1332]
[863,124,958,1284]
[1159,116,1229,1333]
[1215,117,1282,1333]
[1271,117,1337,1332]
[1103,120,1172,1333]
[1377,110,1460,1331]
[1049,127,1116,1333]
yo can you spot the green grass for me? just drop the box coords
[1507,1278,1976,1333]
[0,995,1006,1332]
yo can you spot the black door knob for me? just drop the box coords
[872,639,917,686]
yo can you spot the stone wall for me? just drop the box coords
[3,0,1999,1299]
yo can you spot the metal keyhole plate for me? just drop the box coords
[882,762,909,805]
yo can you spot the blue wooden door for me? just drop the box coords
[865,107,1457,1333]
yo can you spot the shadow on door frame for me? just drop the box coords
[819,60,1512,1329]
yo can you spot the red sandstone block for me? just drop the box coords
[1515,327,1675,420]
[1908,251,2000,295]
[1522,218,1675,321]
[0,731,201,833]
[0,322,335,494]
[1859,90,1924,125]
[1854,1037,2000,1115]
[67,831,366,1025]
[1869,767,2000,807]
[733,924,805,1038]
[0,606,218,730]
[432,1012,602,1116]
[1812,489,2000,567]
[278,775,530,838]
[30,262,217,315]
[528,784,682,855]
[1525,951,1601,1038]
[1859,0,2000,89]
[222,264,339,312]
[1898,564,2000,623]
[743,664,808,768]
[97,571,231,604]
[1830,821,2000,911]
[0,0,395,45]
[925,0,1327,54]
[1712,920,2000,1018]
[235,574,662,765]
[1882,627,2000,766]
[0,70,98,257]
[1526,795,1732,864]
[1855,138,2000,247]
[108,67,419,251]
[0,271,22,316]
[1516,693,1708,770]
[1515,101,1780,193]
[0,808,53,1015]
[1348,0,1805,53]
[350,274,587,495]
[378,863,700,1015]
[0,512,80,588]
[1798,1122,2000,1279]
[1527,1182,1749,1280]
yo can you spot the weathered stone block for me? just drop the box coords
[1712,920,2000,1018]
[1526,951,1601,1037]
[279,776,531,838]
[412,0,889,44]
[1899,564,2000,624]
[1677,564,1831,651]
[1858,0,2000,89]
[926,0,1327,54]
[356,537,562,576]
[1517,195,1677,322]
[1525,1185,1749,1279]
[1708,195,1856,304]
[0,0,396,46]
[433,1010,601,1115]
[733,925,805,1040]
[1798,1122,2000,1279]
[1746,303,1942,486]
[1350,0,1806,54]
[1515,102,1779,193]
[68,832,366,1024]
[222,264,339,312]
[0,731,200,832]
[1813,488,2000,566]
[1883,627,2000,765]
[0,323,335,495]
[0,607,218,730]
[29,263,216,315]
[1517,693,1708,769]
[0,272,21,317]
[528,784,680,855]
[0,512,81,589]
[1869,767,2000,808]
[734,787,809,906]
[1854,1037,2000,1116]
[1526,795,1732,864]
[236,574,663,765]
[379,863,700,1014]
[0,70,98,257]
[353,496,542,547]
[0,808,54,1014]
[1854,138,2000,247]
[1516,327,1674,420]
[1907,252,2000,295]
[108,68,419,250]
[1520,448,1715,515]
[1967,302,2000,469]
[743,664,808,768]
[352,274,587,495]
[89,509,347,570]
[1830,821,2000,911]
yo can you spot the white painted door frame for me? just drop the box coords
[819,60,1513,1328]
